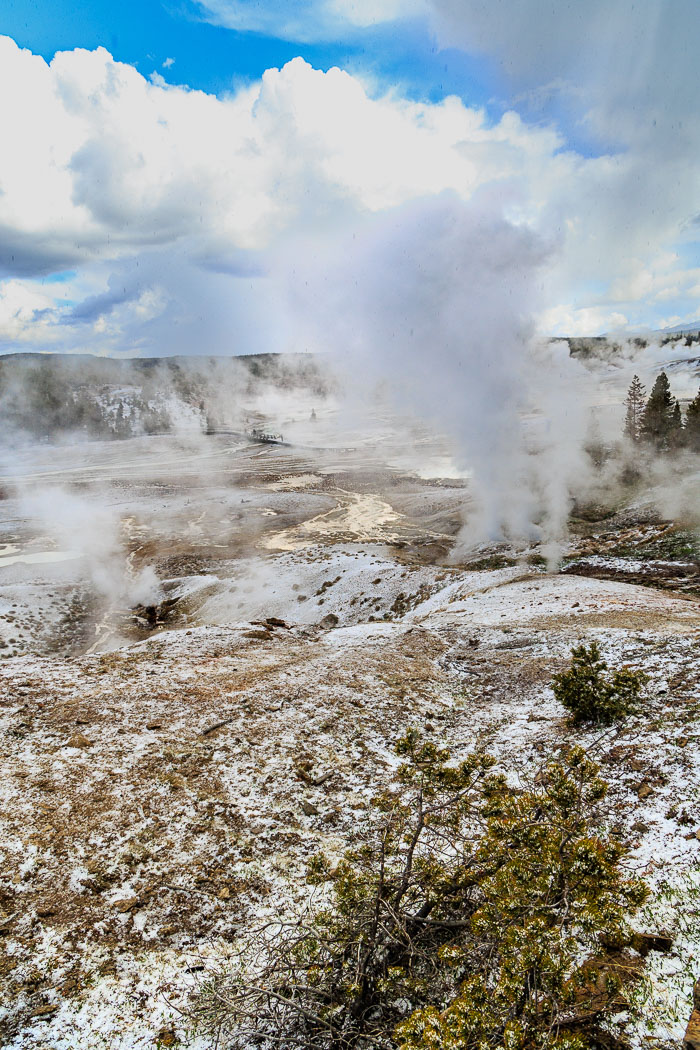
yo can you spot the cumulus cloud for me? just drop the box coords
[65,274,144,326]
[201,0,699,156]
[0,36,572,352]
[2,37,547,273]
[194,0,700,331]
[0,281,58,347]
[0,17,699,354]
[427,1,700,330]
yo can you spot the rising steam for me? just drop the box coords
[285,191,593,559]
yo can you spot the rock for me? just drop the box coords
[66,733,91,749]
[217,886,231,900]
[495,637,538,650]
[113,896,140,913]
[265,617,289,629]
[156,1028,178,1047]
[320,613,339,628]
[684,829,700,841]
[631,931,674,955]
[684,1006,700,1050]
[636,782,653,800]
[301,801,319,817]
[33,1004,58,1018]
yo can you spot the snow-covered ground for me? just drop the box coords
[1,566,698,1047]
[0,426,699,1047]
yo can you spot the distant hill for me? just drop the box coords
[660,320,700,335]
[563,329,700,363]
[0,352,330,442]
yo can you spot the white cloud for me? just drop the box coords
[162,57,175,68]
[0,280,57,345]
[0,40,567,284]
[329,0,426,28]
[539,304,630,339]
[5,38,553,272]
[186,1,700,335]
[193,0,700,162]
[0,27,699,352]
[192,0,426,41]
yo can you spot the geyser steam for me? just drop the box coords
[287,192,591,557]
[20,486,161,609]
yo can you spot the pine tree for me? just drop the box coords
[641,371,675,449]
[552,642,647,724]
[669,399,685,449]
[623,374,646,443]
[203,733,649,1050]
[686,388,700,452]
[114,400,131,439]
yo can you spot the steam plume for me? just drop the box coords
[285,192,591,558]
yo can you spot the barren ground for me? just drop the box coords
[0,424,699,1048]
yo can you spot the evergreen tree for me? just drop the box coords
[669,398,685,449]
[24,357,66,436]
[686,388,700,452]
[641,371,675,449]
[623,374,646,443]
[552,642,647,724]
[204,734,649,1050]
[114,400,132,439]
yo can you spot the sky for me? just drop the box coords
[0,0,699,356]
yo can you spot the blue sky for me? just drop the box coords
[3,0,347,94]
[0,0,699,355]
[2,0,496,108]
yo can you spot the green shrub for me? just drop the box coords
[194,734,648,1050]
[552,642,648,725]
[398,746,647,1050]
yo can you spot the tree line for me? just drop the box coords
[623,371,700,451]
[0,356,173,440]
